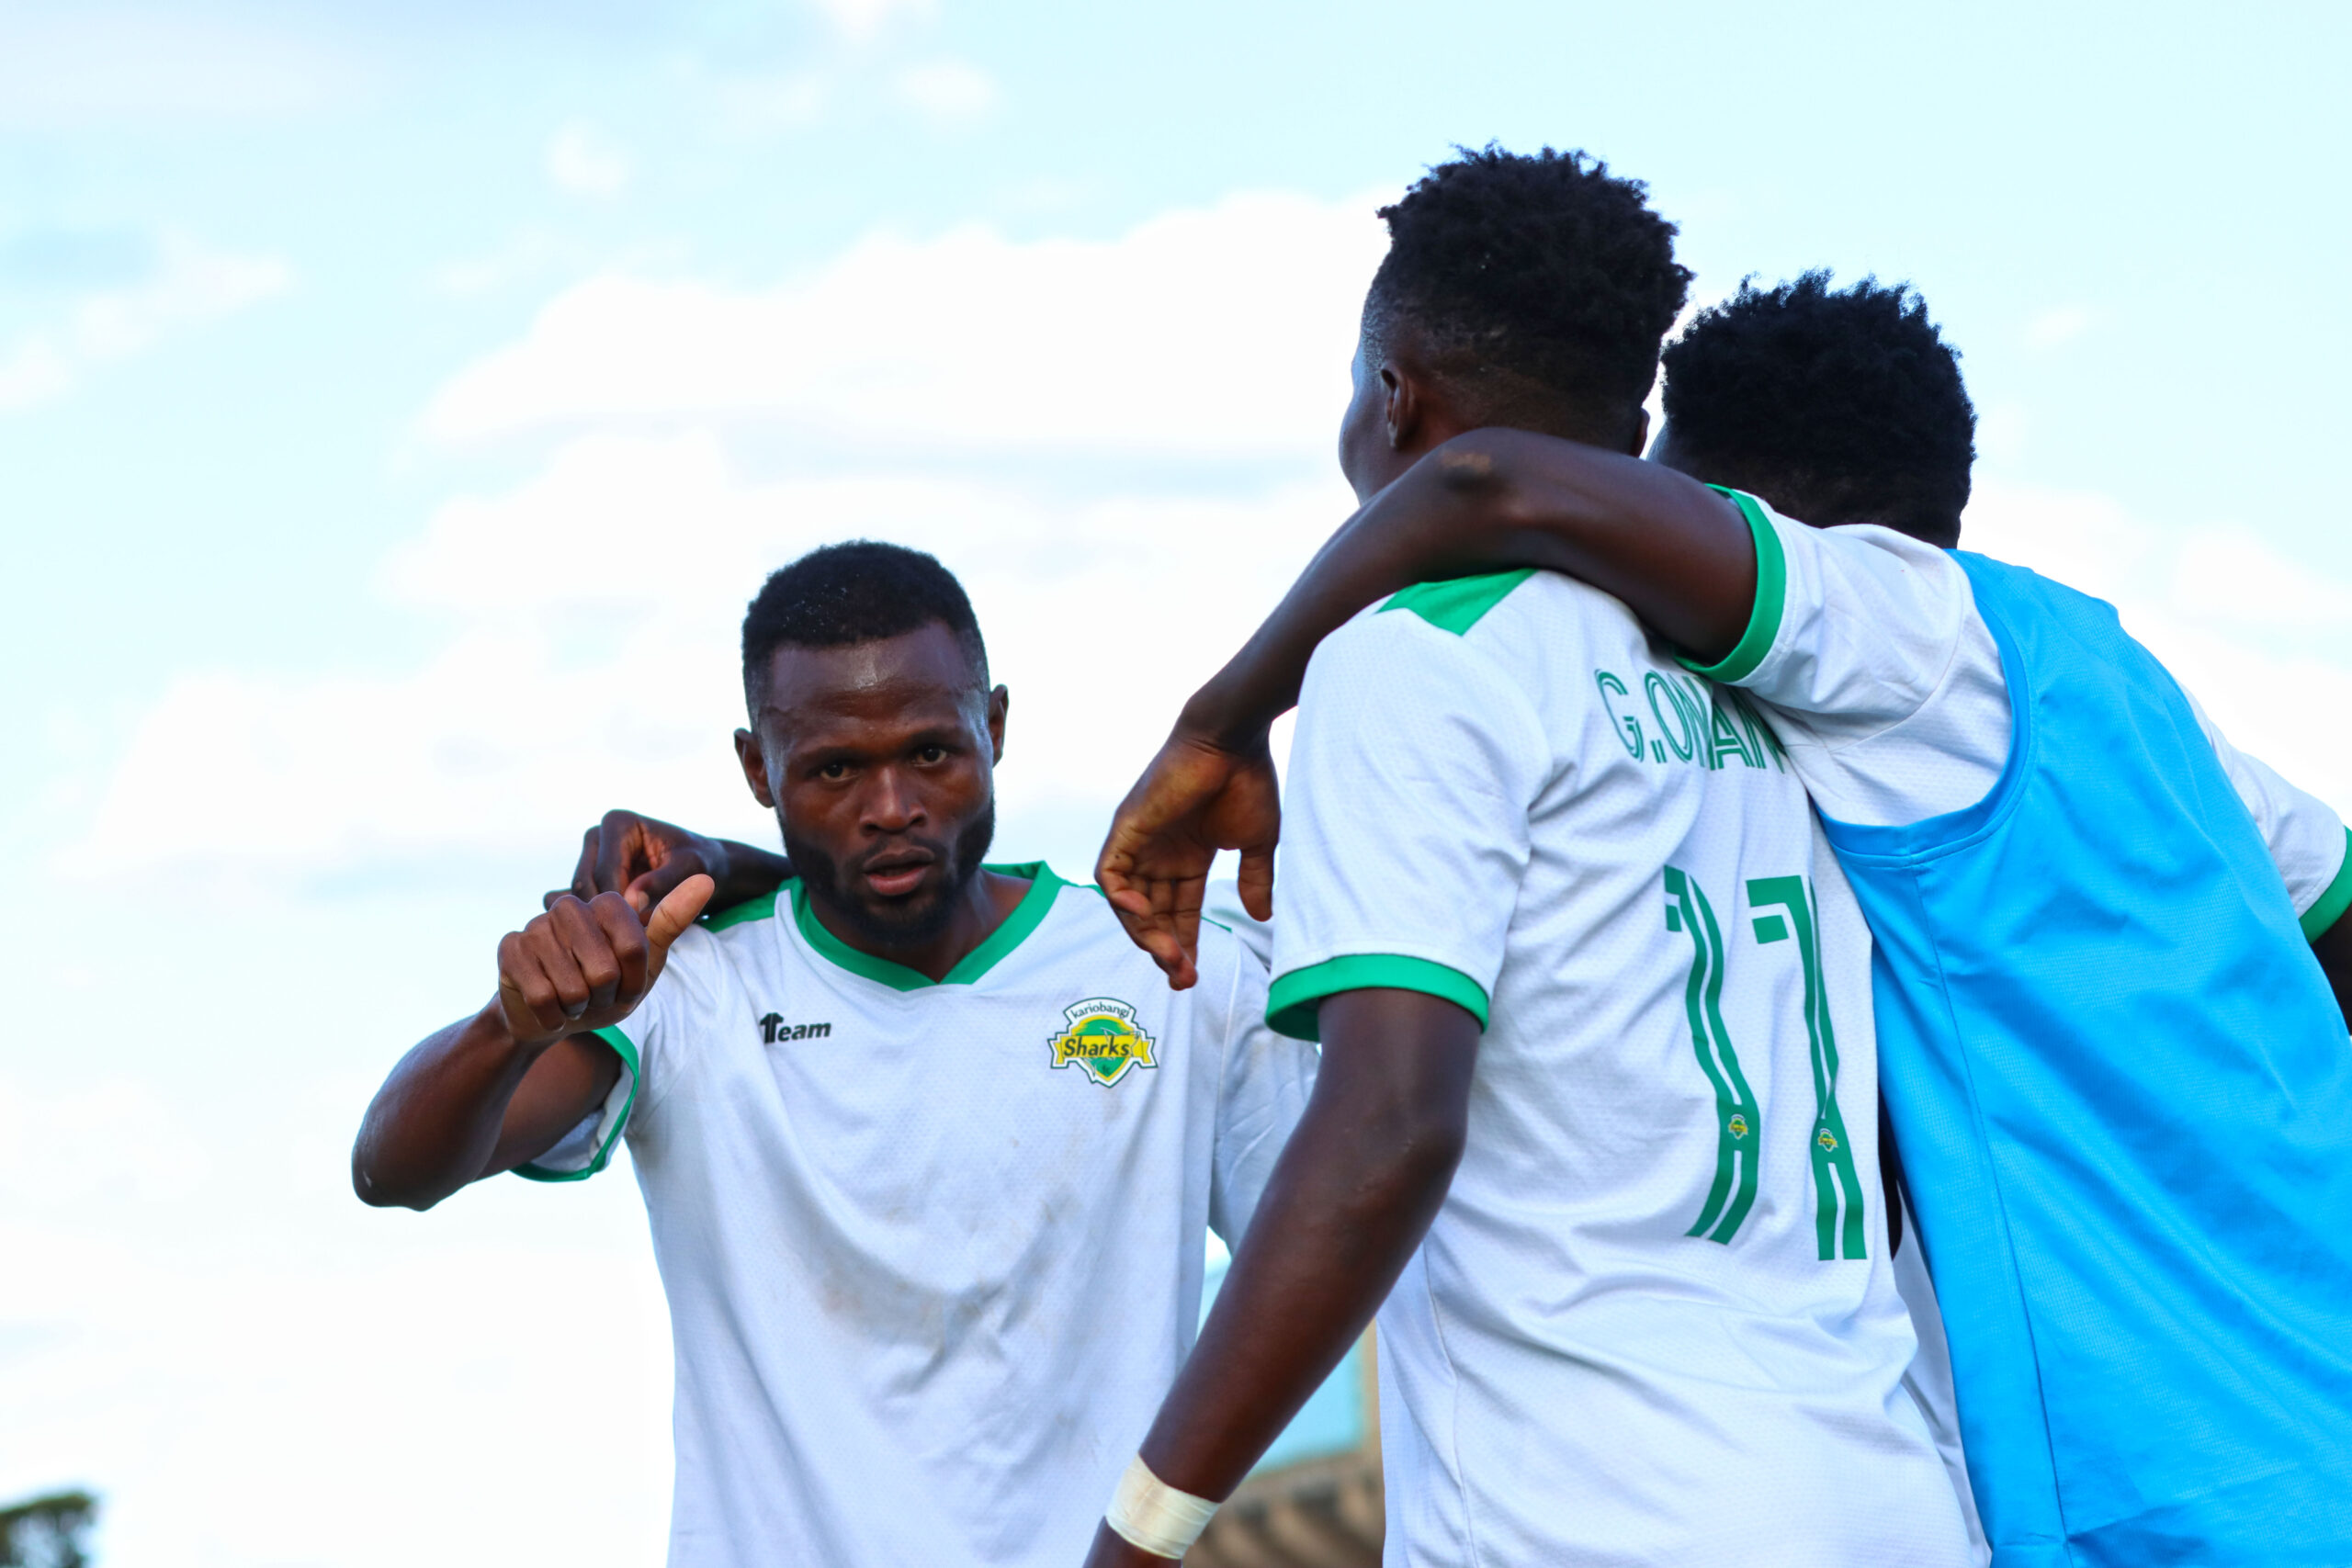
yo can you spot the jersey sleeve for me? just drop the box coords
[1683,491,2014,825]
[1200,931,1317,1247]
[1265,607,1549,1042]
[513,926,707,1182]
[2176,686,2352,936]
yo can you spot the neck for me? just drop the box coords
[806,867,1031,983]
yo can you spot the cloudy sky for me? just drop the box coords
[5,2,2349,1563]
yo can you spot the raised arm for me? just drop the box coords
[353,877,711,1210]
[1080,989,1478,1565]
[1099,428,1753,985]
[1193,429,1753,740]
[551,809,790,917]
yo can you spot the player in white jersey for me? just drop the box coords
[352,542,1315,1568]
[1080,148,1973,1568]
[1100,271,2352,1563]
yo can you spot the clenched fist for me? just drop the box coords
[495,876,713,1047]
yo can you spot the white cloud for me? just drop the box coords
[892,58,998,123]
[0,231,289,413]
[423,191,1384,457]
[66,194,1386,888]
[807,0,935,42]
[2025,305,2093,350]
[547,121,636,198]
[1962,481,2352,800]
[69,427,1349,887]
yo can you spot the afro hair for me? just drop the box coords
[1368,145,1691,434]
[741,540,989,713]
[1661,272,1976,546]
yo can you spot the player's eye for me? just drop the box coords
[818,761,851,780]
[917,745,948,764]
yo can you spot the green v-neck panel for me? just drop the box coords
[788,862,1063,991]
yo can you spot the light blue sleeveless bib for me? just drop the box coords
[1819,553,2352,1566]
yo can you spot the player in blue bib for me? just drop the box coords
[1102,274,2352,1565]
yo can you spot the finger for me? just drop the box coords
[594,810,639,897]
[571,826,602,903]
[549,895,624,1011]
[626,858,686,916]
[497,931,570,1041]
[644,874,716,964]
[1130,920,1197,989]
[586,891,651,1001]
[527,908,596,1018]
[1238,847,1275,923]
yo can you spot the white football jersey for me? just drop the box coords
[521,863,1316,1568]
[1702,498,2349,922]
[1270,571,1974,1568]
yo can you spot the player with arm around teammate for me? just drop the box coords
[1100,274,2352,1564]
[354,542,1316,1568]
[1084,148,1976,1568]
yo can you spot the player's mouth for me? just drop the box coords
[857,852,936,900]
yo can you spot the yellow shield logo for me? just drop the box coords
[1049,997,1158,1088]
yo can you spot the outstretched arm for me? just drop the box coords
[1080,989,1478,1565]
[1099,429,1753,984]
[1193,429,1753,741]
[552,809,790,917]
[354,878,712,1210]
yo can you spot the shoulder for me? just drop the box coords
[1033,870,1261,1016]
[659,887,784,987]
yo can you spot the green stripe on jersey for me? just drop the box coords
[2301,828,2352,940]
[1664,867,1761,1243]
[1380,570,1536,636]
[1266,953,1489,1042]
[1677,489,1786,685]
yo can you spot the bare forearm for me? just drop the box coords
[1135,991,1476,1500]
[1191,429,1754,742]
[352,1003,541,1211]
[711,840,792,909]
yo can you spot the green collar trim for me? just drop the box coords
[702,889,780,933]
[1380,569,1535,636]
[1678,487,1786,684]
[789,862,1063,991]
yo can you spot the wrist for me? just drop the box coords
[1177,675,1280,754]
[480,994,561,1056]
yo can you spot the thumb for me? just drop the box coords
[645,874,716,960]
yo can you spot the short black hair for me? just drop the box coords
[1367,144,1691,440]
[1661,272,1976,547]
[741,540,989,713]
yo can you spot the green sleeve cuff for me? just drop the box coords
[1266,954,1490,1043]
[514,1024,641,1183]
[2301,828,2352,941]
[1677,488,1786,684]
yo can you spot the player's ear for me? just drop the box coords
[1383,360,1421,451]
[1626,405,1650,458]
[985,685,1009,764]
[735,728,777,809]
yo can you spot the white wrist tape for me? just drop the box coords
[1104,1453,1218,1559]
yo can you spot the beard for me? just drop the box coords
[784,803,997,951]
